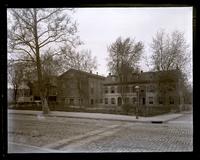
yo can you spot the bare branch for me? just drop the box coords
[37,9,62,23]
[13,48,36,62]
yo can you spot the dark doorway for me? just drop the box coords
[142,98,145,105]
[118,97,122,106]
[91,99,94,105]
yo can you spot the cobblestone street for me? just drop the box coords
[8,112,193,152]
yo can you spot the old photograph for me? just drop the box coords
[7,7,193,152]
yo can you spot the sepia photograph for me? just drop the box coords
[7,7,193,153]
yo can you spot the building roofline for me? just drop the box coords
[58,68,106,79]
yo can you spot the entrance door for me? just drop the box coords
[118,97,122,106]
[142,98,145,105]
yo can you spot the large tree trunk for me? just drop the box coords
[13,87,18,104]
[33,9,50,114]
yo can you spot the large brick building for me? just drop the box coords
[103,69,186,113]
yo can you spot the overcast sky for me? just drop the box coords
[74,7,192,79]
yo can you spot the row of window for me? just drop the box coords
[149,97,175,104]
[90,98,103,104]
[104,97,137,105]
[104,85,156,94]
[65,97,175,105]
[104,97,175,105]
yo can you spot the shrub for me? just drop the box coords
[122,104,132,115]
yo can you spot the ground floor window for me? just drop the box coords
[91,99,94,105]
[149,97,153,104]
[169,96,174,104]
[111,98,115,104]
[132,97,137,104]
[79,99,83,105]
[125,97,129,104]
[48,96,56,102]
[105,98,108,104]
[99,99,103,103]
[69,98,74,105]
[118,97,122,106]
[158,97,163,104]
[34,96,41,101]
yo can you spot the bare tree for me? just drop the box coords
[59,48,97,72]
[107,37,144,105]
[151,29,191,72]
[8,8,81,114]
[8,61,24,103]
[151,30,192,109]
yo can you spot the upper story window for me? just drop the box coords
[91,87,94,94]
[117,86,121,93]
[148,85,155,92]
[104,86,108,93]
[111,86,115,93]
[132,86,135,92]
[125,86,130,93]
[149,97,153,104]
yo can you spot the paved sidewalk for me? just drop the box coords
[8,142,66,153]
[8,109,186,123]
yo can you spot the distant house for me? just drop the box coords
[8,88,14,104]
[31,76,58,103]
[16,81,32,103]
[57,69,105,107]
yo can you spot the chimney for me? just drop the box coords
[96,72,98,75]
[141,70,143,73]
[108,73,111,76]
[90,70,92,74]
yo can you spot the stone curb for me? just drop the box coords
[8,110,184,124]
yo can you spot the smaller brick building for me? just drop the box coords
[57,69,105,107]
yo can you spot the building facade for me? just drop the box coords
[10,68,191,113]
[103,70,185,112]
[57,69,105,107]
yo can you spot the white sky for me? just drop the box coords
[74,7,192,79]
